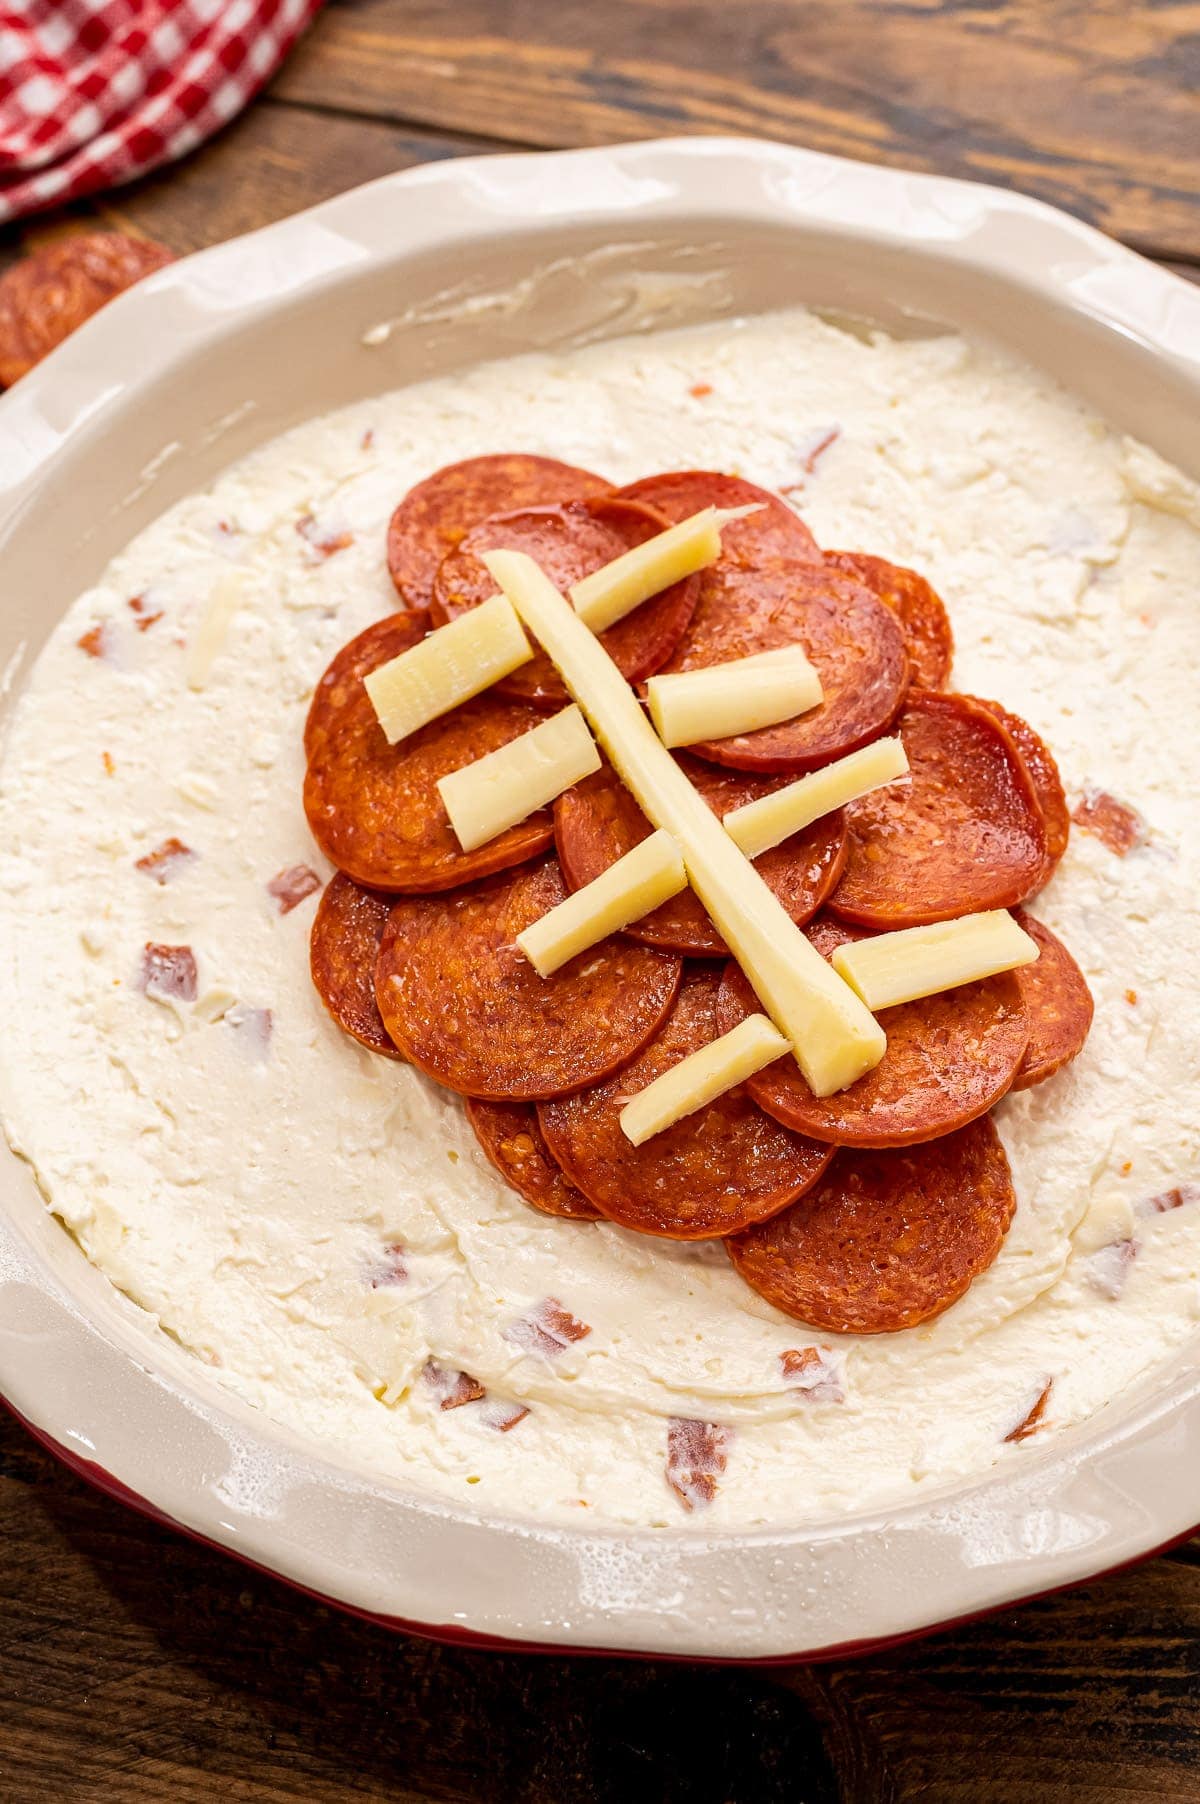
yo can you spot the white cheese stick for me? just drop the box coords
[645,646,823,748]
[483,549,886,1096]
[363,594,531,744]
[831,909,1040,1012]
[619,1014,790,1146]
[517,829,687,976]
[186,571,246,690]
[571,505,760,633]
[437,705,600,852]
[724,737,910,859]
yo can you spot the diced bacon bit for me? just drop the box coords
[361,427,375,450]
[267,864,322,914]
[666,1417,733,1512]
[1138,1183,1200,1218]
[1004,1379,1053,1444]
[1071,787,1145,856]
[368,1242,407,1288]
[296,512,354,558]
[421,1358,486,1411]
[225,1003,272,1059]
[503,1297,592,1358]
[1124,989,1138,1005]
[688,381,713,398]
[139,943,197,1003]
[77,622,113,659]
[1121,1160,1134,1176]
[101,751,115,777]
[1085,1237,1137,1300]
[128,594,164,632]
[134,836,196,884]
[780,1346,845,1404]
[480,1399,530,1433]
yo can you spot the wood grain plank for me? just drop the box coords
[270,0,1200,261]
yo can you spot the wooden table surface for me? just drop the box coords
[2,4,1199,1799]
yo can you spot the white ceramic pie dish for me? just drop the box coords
[2,136,1199,1662]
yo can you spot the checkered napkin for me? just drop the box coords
[0,0,323,224]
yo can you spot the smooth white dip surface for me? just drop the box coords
[2,306,1199,1530]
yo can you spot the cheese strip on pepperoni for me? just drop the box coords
[831,910,1039,1011]
[619,1012,790,1146]
[483,549,886,1096]
[570,504,761,632]
[724,737,909,859]
[645,645,823,748]
[437,705,600,851]
[517,829,687,976]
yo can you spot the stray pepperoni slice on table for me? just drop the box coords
[431,497,698,706]
[1071,787,1146,857]
[310,872,401,1060]
[386,453,610,607]
[466,1097,600,1221]
[0,232,173,387]
[374,856,680,1099]
[555,757,847,956]
[1009,909,1094,1091]
[727,1117,1017,1334]
[824,550,954,691]
[974,697,1070,879]
[718,919,1029,1147]
[538,965,832,1238]
[303,611,554,892]
[829,691,1048,928]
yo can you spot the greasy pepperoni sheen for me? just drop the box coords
[824,550,954,691]
[386,453,610,607]
[974,696,1070,877]
[310,873,400,1060]
[303,612,553,892]
[829,691,1049,928]
[466,1098,600,1221]
[1010,909,1095,1091]
[0,232,174,387]
[616,470,822,566]
[538,965,832,1239]
[374,857,681,1099]
[555,758,847,955]
[727,1118,1017,1334]
[431,497,698,705]
[661,561,909,773]
[718,920,1028,1147]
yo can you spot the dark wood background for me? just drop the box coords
[2,2,1199,1798]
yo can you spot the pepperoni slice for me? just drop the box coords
[616,471,822,565]
[310,872,400,1060]
[374,856,681,1099]
[718,919,1028,1147]
[1010,910,1094,1091]
[431,497,698,706]
[974,697,1070,879]
[824,550,953,691]
[386,454,610,607]
[0,232,174,387]
[727,1117,1017,1333]
[555,758,847,956]
[829,691,1049,928]
[537,966,832,1238]
[466,1098,600,1221]
[303,612,553,892]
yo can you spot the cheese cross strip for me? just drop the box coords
[832,910,1040,1011]
[645,645,823,749]
[364,508,759,743]
[570,505,761,632]
[724,736,910,859]
[517,829,687,976]
[484,549,887,1097]
[364,593,531,744]
[619,1014,790,1146]
[436,705,600,852]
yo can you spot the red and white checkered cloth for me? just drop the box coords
[0,0,324,224]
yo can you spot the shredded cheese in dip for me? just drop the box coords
[1,307,1198,1529]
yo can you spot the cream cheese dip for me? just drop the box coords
[2,306,1198,1529]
